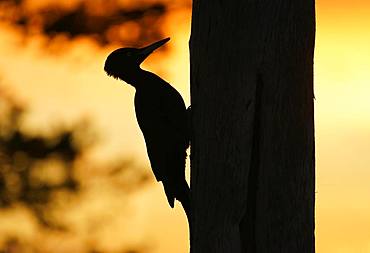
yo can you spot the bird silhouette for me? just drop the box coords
[104,38,190,218]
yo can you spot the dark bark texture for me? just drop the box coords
[189,0,315,252]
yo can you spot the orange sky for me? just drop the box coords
[0,1,370,252]
[314,1,370,252]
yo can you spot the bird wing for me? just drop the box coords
[141,110,186,176]
[140,112,185,208]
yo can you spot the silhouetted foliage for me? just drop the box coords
[0,86,150,231]
[0,0,176,46]
[0,91,80,228]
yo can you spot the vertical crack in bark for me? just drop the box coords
[240,73,263,253]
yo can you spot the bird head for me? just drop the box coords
[104,37,170,83]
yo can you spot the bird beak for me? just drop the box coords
[137,37,170,64]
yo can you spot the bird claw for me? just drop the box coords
[186,106,192,142]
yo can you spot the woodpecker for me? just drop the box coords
[104,38,190,218]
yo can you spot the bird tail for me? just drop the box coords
[162,179,191,219]
[163,182,175,208]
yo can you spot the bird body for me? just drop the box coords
[104,38,190,217]
[134,70,189,207]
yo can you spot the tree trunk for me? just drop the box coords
[189,1,315,252]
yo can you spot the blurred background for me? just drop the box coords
[0,0,369,252]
